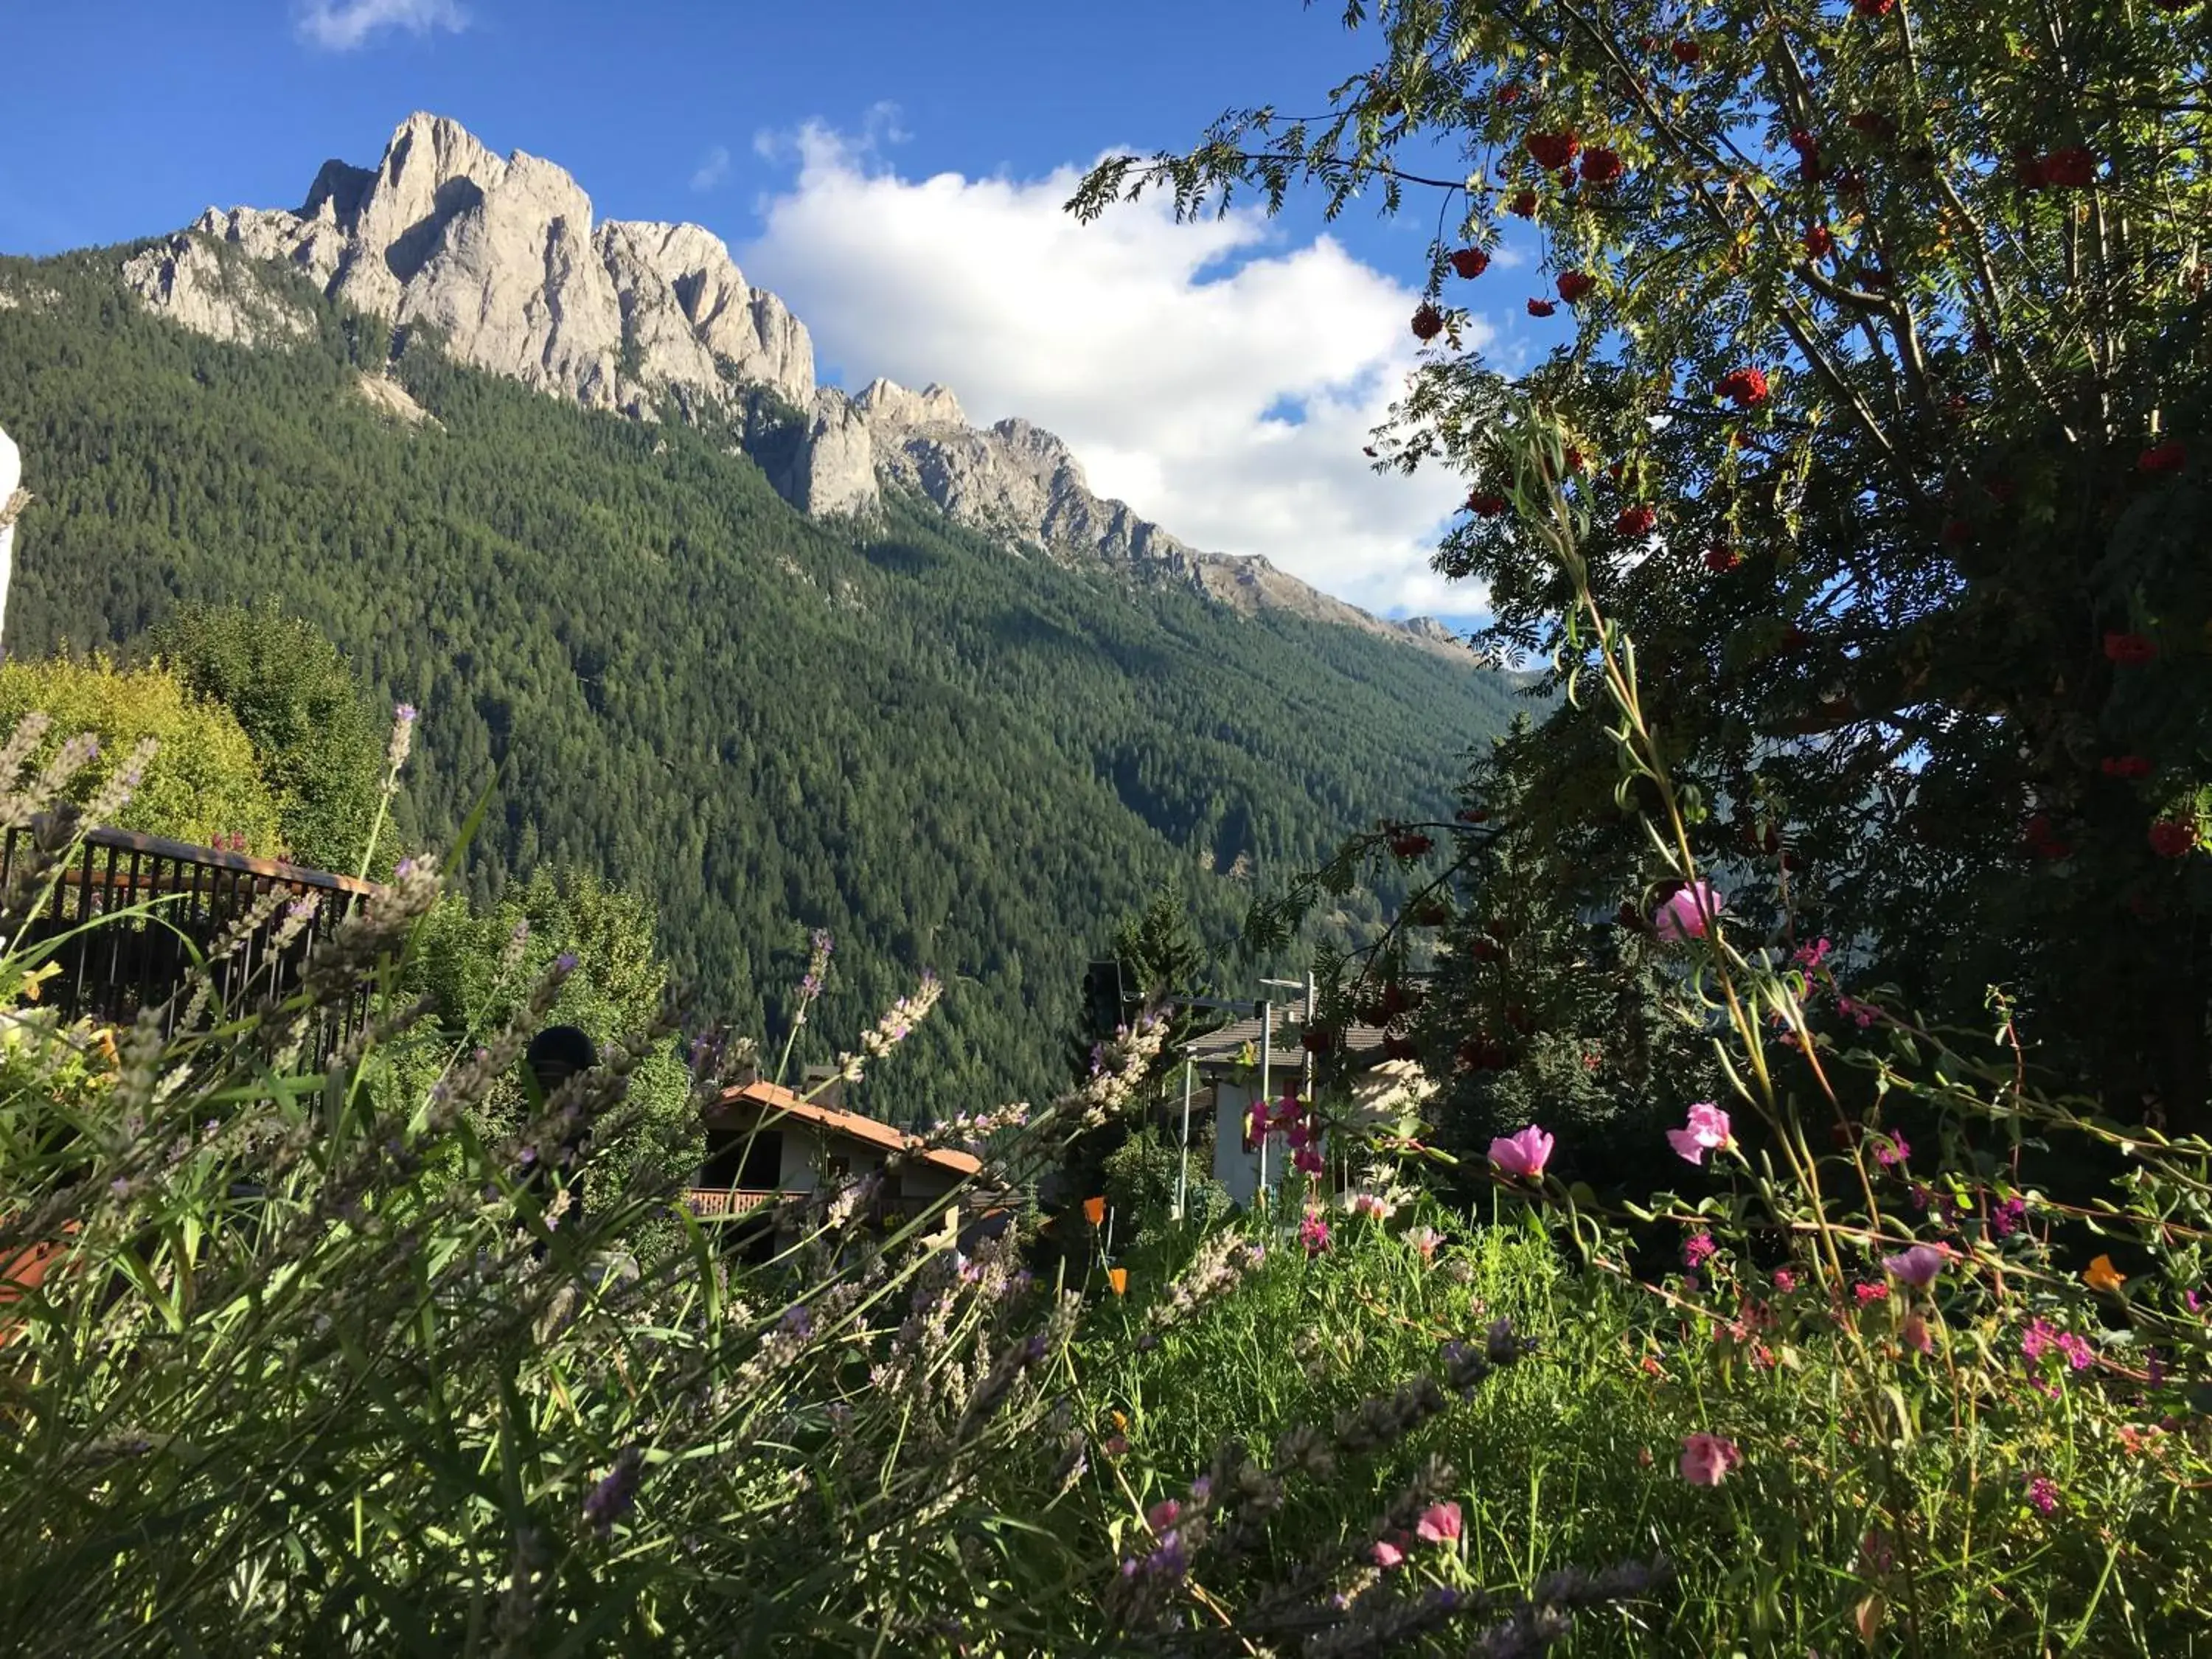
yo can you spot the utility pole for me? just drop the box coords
[1256,998,1273,1203]
[1174,1048,1194,1223]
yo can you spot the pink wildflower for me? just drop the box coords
[1901,1312,1935,1354]
[1667,1101,1736,1165]
[1836,995,1878,1028]
[1872,1131,1910,1169]
[2025,1475,2059,1515]
[2022,1318,2057,1364]
[1488,1124,1554,1180]
[1654,880,1725,942]
[1773,1268,1799,1293]
[1882,1243,1945,1287]
[1678,1433,1743,1486]
[1371,1538,1405,1569]
[1414,1501,1463,1545]
[1299,1211,1331,1256]
[1683,1231,1718,1269]
[1147,1499,1181,1532]
[1854,1281,1889,1306]
[1405,1225,1444,1262]
[1792,936,1833,970]
[1293,1145,1326,1175]
[2056,1330,2094,1370]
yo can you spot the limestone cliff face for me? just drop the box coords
[122,112,1462,657]
[136,111,813,414]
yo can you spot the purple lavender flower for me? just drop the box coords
[582,1446,643,1537]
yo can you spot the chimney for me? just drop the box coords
[0,423,18,653]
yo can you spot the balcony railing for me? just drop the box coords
[684,1188,778,1220]
[1,819,383,1062]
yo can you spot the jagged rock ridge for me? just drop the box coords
[123,112,1464,657]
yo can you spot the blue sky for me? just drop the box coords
[5,0,1537,624]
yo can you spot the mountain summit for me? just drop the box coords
[120,113,1461,655]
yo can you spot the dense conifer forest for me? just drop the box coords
[0,248,1519,1118]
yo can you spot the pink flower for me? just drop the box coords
[1371,1538,1405,1569]
[1683,1231,1718,1268]
[2057,1330,2094,1370]
[1678,1433,1743,1486]
[1654,881,1724,942]
[2022,1318,2057,1364]
[1147,1499,1181,1532]
[1854,1281,1889,1306]
[1488,1124,1554,1180]
[1773,1268,1799,1293]
[1901,1312,1935,1354]
[1667,1101,1735,1164]
[1872,1131,1910,1169]
[1299,1211,1331,1256]
[1414,1501,1463,1544]
[1792,936,1833,970]
[1882,1243,1945,1287]
[1405,1225,1444,1262]
[1293,1145,1326,1176]
[2025,1474,2059,1516]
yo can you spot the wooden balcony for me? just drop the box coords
[684,1188,777,1220]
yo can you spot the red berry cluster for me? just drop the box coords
[1803,223,1835,259]
[1450,247,1489,279]
[1615,504,1658,536]
[2102,756,2154,780]
[1526,131,1581,170]
[2104,632,2158,666]
[1509,189,1540,218]
[1467,492,1509,518]
[1669,38,1701,64]
[1411,302,1445,341]
[2024,813,2074,862]
[1580,147,1625,186]
[2017,147,2097,190]
[1386,827,1435,859]
[1557,271,1596,302]
[1527,297,1557,317]
[1704,543,1742,573]
[1852,0,1896,15]
[1715,366,1770,408]
[2150,819,2199,860]
[2139,440,2186,474]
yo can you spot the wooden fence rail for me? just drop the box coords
[1,820,383,1063]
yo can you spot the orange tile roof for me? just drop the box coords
[711,1079,983,1177]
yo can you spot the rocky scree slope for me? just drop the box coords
[122,112,1461,656]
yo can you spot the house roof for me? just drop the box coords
[709,1079,984,1178]
[1185,1014,1389,1071]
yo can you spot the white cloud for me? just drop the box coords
[296,0,466,51]
[691,145,733,194]
[740,124,1488,620]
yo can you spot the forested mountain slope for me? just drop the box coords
[0,251,1519,1119]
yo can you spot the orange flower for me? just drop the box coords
[1082,1195,1106,1227]
[1107,1267,1129,1296]
[2084,1254,2127,1293]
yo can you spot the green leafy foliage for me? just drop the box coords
[1080,0,2212,1136]
[0,653,282,849]
[0,248,1519,1121]
[147,601,386,872]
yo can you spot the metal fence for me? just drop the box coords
[0,821,383,1062]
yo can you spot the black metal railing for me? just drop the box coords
[0,821,385,1063]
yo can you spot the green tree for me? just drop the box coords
[0,655,282,850]
[386,864,695,1217]
[147,602,385,873]
[1080,0,2212,1132]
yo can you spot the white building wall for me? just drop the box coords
[1210,1077,1296,1209]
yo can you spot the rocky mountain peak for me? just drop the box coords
[118,112,1466,660]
